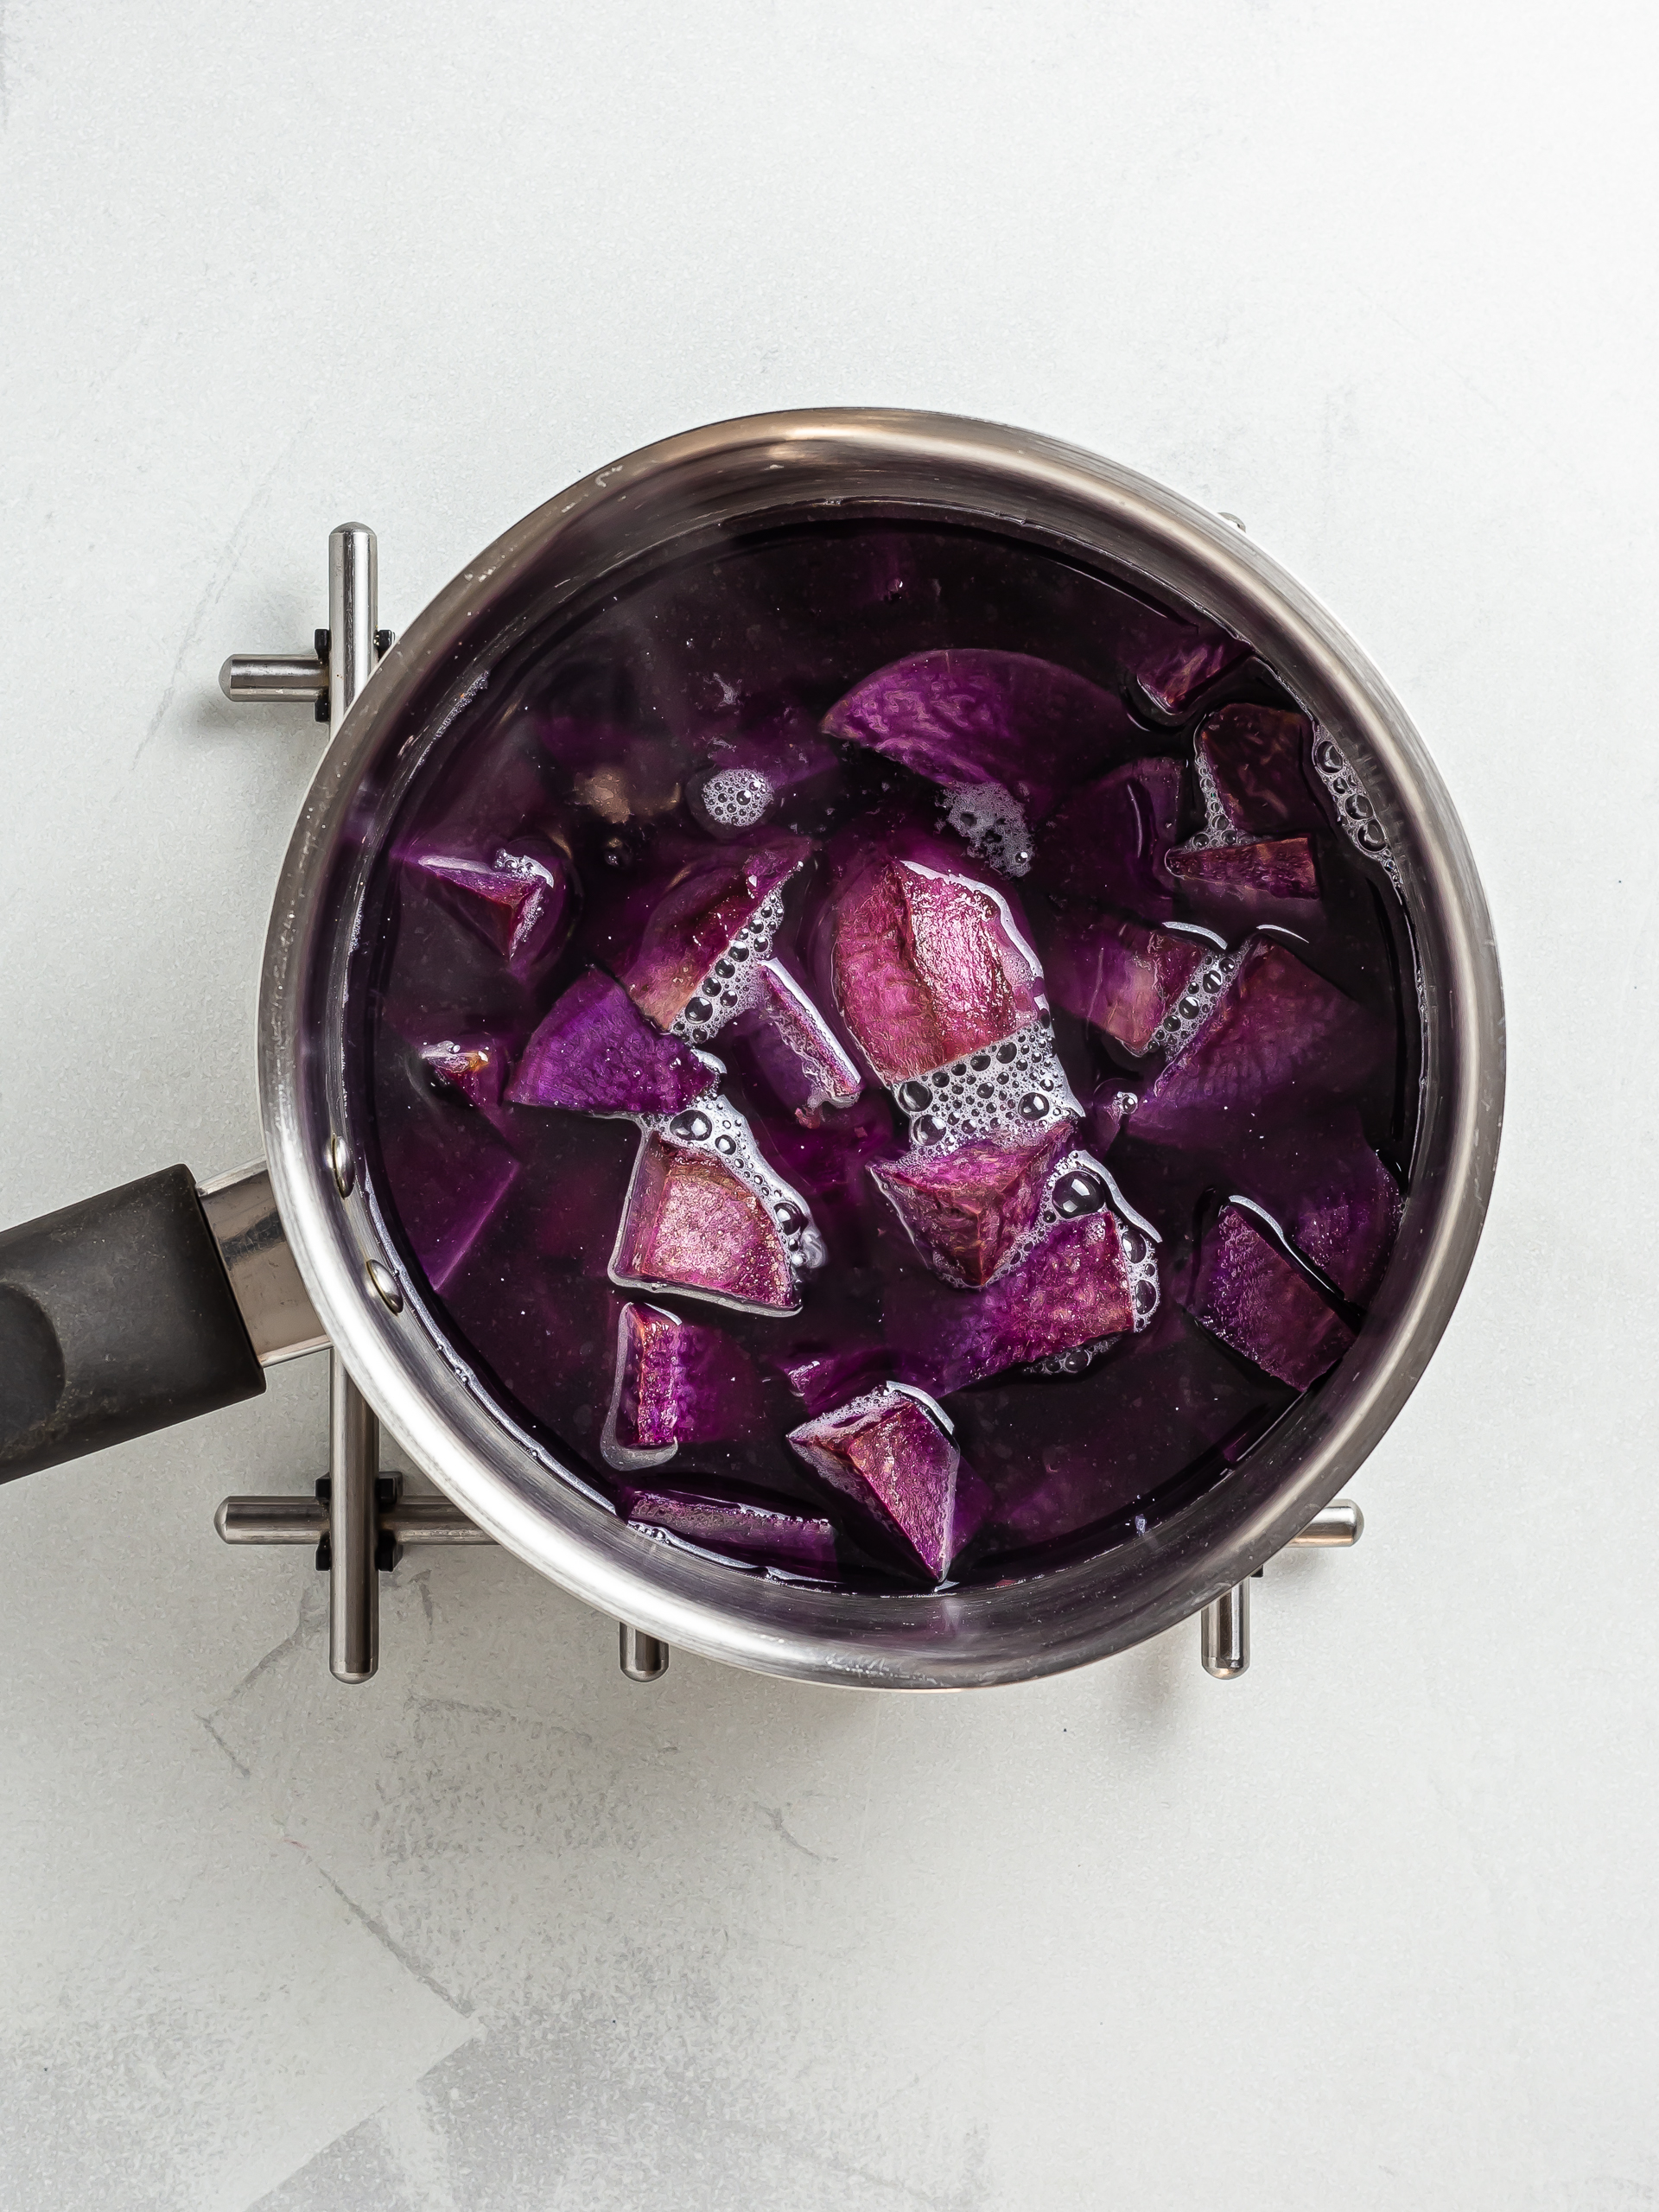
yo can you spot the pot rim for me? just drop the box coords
[258,407,1504,1688]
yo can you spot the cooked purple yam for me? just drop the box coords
[1037,757,1185,918]
[604,1300,765,1465]
[420,1032,511,1110]
[787,1386,990,1580]
[1194,704,1321,836]
[871,1119,1076,1287]
[619,832,812,1032]
[506,969,713,1116]
[407,839,573,976]
[1165,836,1320,925]
[823,649,1133,823]
[1128,940,1382,1151]
[1122,613,1250,720]
[620,1485,839,1575]
[1236,1112,1402,1305]
[1182,1205,1354,1389]
[772,1341,895,1418]
[377,1067,520,1294]
[899,1209,1141,1394]
[736,957,862,1124]
[828,849,1044,1085]
[538,715,688,822]
[614,1135,798,1313]
[1043,912,1210,1054]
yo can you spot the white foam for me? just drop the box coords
[698,766,773,830]
[1310,731,1398,879]
[890,1017,1083,1151]
[1147,944,1245,1062]
[941,780,1033,877]
[671,886,788,1046]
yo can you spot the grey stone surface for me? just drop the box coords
[3,2,1657,2206]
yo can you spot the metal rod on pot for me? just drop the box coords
[1201,1582,1250,1679]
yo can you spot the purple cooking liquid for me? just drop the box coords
[354,521,1418,1593]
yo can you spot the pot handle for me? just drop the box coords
[0,1166,286,1481]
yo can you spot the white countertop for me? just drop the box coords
[3,4,1654,2206]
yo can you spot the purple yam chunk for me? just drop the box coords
[1043,912,1210,1054]
[538,715,688,823]
[823,649,1134,823]
[899,1210,1141,1394]
[1165,836,1320,926]
[620,832,812,1031]
[787,1386,991,1580]
[871,1120,1077,1287]
[829,853,1044,1084]
[1122,613,1250,720]
[614,1135,798,1313]
[1182,1205,1354,1389]
[420,1032,511,1110]
[620,1486,839,1576]
[603,1300,765,1466]
[506,969,713,1116]
[1037,757,1185,918]
[1128,941,1383,1152]
[407,838,573,976]
[1194,704,1322,836]
[375,1048,520,1294]
[736,958,862,1124]
[1236,1111,1402,1306]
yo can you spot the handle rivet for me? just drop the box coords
[365,1259,404,1313]
[328,1134,355,1197]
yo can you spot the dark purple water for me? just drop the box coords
[353,520,1418,1593]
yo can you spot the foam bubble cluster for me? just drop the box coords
[1310,734,1396,876]
[1025,1149,1162,1373]
[941,781,1033,877]
[670,887,787,1046]
[697,766,773,830]
[891,1016,1083,1150]
[1147,944,1244,1061]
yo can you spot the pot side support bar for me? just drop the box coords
[220,526,670,1685]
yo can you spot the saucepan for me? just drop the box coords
[0,409,1504,1688]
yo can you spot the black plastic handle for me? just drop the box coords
[0,1166,265,1482]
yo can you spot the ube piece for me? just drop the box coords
[828,851,1044,1084]
[601,1300,765,1468]
[406,839,573,976]
[620,1485,839,1576]
[1193,704,1322,837]
[538,715,688,823]
[506,969,714,1116]
[787,1385,991,1580]
[1043,912,1211,1054]
[1128,940,1383,1152]
[419,1031,511,1111]
[733,957,862,1124]
[1165,836,1320,925]
[870,1119,1077,1287]
[899,1207,1143,1394]
[1182,1204,1354,1389]
[374,1044,520,1294]
[1233,1111,1402,1306]
[823,649,1134,833]
[620,832,812,1032]
[613,1134,800,1313]
[1037,757,1185,918]
[1122,611,1250,720]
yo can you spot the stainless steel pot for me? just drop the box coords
[0,408,1506,1691]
